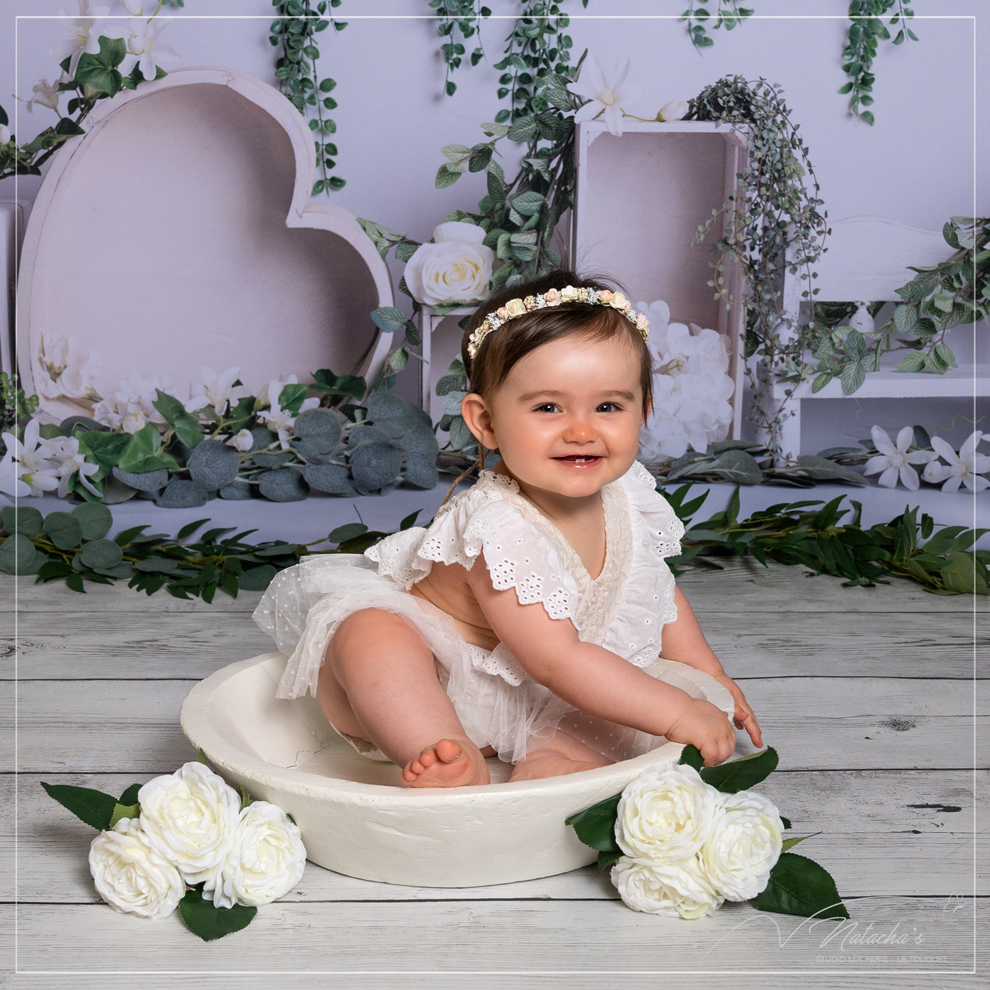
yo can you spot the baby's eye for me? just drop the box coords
[534,403,559,413]
[597,402,621,413]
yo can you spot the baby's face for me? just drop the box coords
[482,332,645,500]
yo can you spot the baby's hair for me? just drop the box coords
[440,270,654,504]
[462,269,654,419]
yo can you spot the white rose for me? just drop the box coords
[404,223,494,306]
[615,764,719,861]
[138,761,241,885]
[611,854,723,920]
[657,100,688,122]
[88,817,185,920]
[701,791,783,901]
[204,801,307,909]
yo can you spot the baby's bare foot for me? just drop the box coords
[401,738,490,788]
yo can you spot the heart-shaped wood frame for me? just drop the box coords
[16,67,394,422]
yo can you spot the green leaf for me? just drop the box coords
[118,425,178,474]
[328,522,368,544]
[179,886,257,941]
[237,564,277,591]
[76,430,132,469]
[700,747,779,793]
[118,783,142,805]
[44,512,84,550]
[678,744,704,772]
[371,307,408,334]
[80,539,124,571]
[1,506,45,537]
[40,782,116,830]
[840,362,866,395]
[435,163,461,189]
[752,852,849,919]
[107,802,140,830]
[177,518,210,541]
[0,534,44,575]
[153,390,203,449]
[72,502,113,540]
[897,351,926,372]
[565,793,621,853]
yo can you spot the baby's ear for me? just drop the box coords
[460,393,498,448]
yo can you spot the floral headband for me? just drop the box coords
[466,285,650,359]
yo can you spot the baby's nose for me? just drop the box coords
[563,417,597,442]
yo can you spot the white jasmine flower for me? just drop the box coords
[89,817,185,920]
[50,1,110,80]
[138,762,241,886]
[39,434,101,497]
[120,410,147,434]
[229,429,254,452]
[92,398,123,431]
[569,57,640,136]
[4,420,60,497]
[863,425,938,491]
[0,443,30,499]
[928,432,990,494]
[657,99,688,122]
[205,801,307,909]
[0,124,11,145]
[257,376,318,448]
[25,77,61,113]
[118,17,179,82]
[185,366,253,418]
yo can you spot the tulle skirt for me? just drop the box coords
[253,555,729,765]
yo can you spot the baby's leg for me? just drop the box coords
[508,729,613,783]
[318,608,490,787]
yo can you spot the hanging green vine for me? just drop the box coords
[430,0,490,96]
[270,0,347,194]
[680,2,754,49]
[687,76,828,456]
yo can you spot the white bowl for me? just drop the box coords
[181,653,732,887]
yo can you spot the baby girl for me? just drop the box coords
[255,270,762,787]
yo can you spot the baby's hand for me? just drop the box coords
[665,698,736,767]
[713,673,763,749]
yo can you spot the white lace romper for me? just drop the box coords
[253,460,733,764]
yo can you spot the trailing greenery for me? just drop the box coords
[687,76,828,456]
[3,483,985,598]
[804,217,989,395]
[660,483,989,595]
[680,1,754,50]
[270,0,347,194]
[430,0,491,96]
[840,0,918,125]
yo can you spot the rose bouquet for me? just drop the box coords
[42,757,306,940]
[567,746,848,921]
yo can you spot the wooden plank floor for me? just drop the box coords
[1,558,987,989]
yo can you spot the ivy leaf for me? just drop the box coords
[179,886,256,941]
[752,852,849,919]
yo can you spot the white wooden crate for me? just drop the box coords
[573,120,748,438]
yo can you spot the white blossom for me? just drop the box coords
[637,300,735,462]
[118,16,179,82]
[657,99,688,122]
[404,222,494,306]
[611,854,723,920]
[39,434,101,498]
[256,376,318,448]
[569,57,640,136]
[0,124,11,145]
[25,77,61,113]
[863,425,938,491]
[229,429,254,452]
[0,443,30,500]
[92,372,168,430]
[37,334,101,401]
[2,420,60,497]
[50,1,111,80]
[927,432,990,494]
[184,366,253,418]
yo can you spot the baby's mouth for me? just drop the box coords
[554,455,602,465]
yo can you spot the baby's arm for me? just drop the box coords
[660,587,763,748]
[462,563,736,766]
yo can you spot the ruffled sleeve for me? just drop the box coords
[365,472,580,622]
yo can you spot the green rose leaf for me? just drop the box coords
[72,502,113,540]
[179,885,256,941]
[678,744,704,772]
[44,512,84,550]
[118,783,142,805]
[752,852,849,919]
[1,505,44,537]
[700,747,779,793]
[80,539,124,570]
[107,802,140,830]
[565,794,621,855]
[40,781,117,830]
